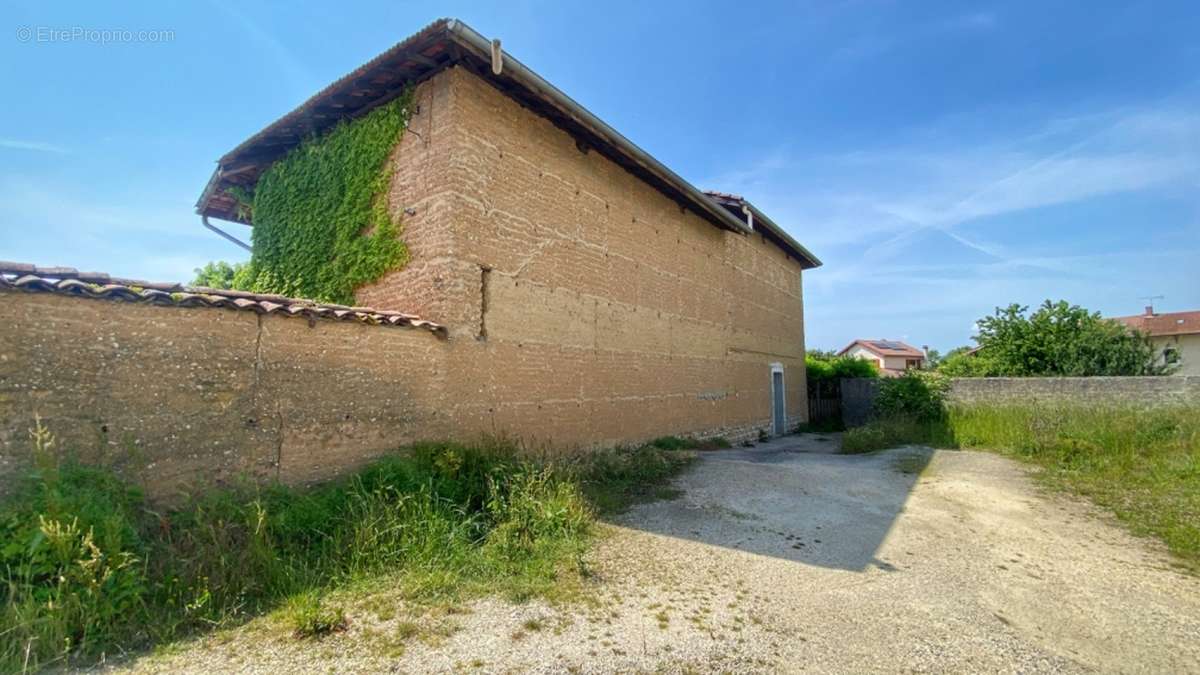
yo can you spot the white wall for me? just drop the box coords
[1154,334,1200,376]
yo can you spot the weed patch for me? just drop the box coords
[0,426,691,670]
[284,592,347,638]
[571,442,696,515]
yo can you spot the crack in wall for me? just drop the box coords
[252,314,264,399]
[273,405,284,482]
[478,266,491,341]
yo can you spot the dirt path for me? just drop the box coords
[117,436,1200,673]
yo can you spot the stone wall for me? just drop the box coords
[0,291,448,497]
[840,376,1200,427]
[946,376,1200,407]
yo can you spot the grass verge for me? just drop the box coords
[842,405,1200,571]
[0,426,696,671]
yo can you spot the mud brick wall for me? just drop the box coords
[359,66,810,447]
[0,291,448,498]
[1,66,813,496]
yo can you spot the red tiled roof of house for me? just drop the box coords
[837,339,926,359]
[1113,309,1200,337]
[0,262,446,336]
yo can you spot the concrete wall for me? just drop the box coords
[0,291,448,497]
[361,66,810,446]
[840,376,1200,427]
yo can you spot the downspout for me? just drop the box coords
[741,202,754,230]
[201,215,252,252]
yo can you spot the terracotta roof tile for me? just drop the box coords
[1113,310,1200,337]
[0,262,446,337]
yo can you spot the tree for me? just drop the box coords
[805,348,839,361]
[937,347,993,377]
[191,261,248,290]
[957,300,1167,376]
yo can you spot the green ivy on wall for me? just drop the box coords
[232,90,414,304]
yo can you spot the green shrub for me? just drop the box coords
[936,349,994,377]
[805,354,878,381]
[874,371,950,422]
[0,428,689,670]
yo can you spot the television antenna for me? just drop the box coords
[1140,295,1164,312]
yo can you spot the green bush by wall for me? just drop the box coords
[232,91,415,304]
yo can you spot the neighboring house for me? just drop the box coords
[838,340,926,377]
[1113,306,1200,375]
[0,20,823,494]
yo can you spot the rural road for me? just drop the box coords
[122,435,1200,673]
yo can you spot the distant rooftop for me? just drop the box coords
[836,339,926,359]
[1112,308,1200,338]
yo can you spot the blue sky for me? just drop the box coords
[3,1,1198,351]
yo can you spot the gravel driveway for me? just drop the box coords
[122,436,1200,674]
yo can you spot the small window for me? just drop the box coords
[1163,347,1180,365]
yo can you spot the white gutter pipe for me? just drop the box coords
[201,215,252,252]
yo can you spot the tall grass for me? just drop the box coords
[0,426,696,671]
[842,404,1200,571]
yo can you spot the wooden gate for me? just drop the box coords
[807,378,841,427]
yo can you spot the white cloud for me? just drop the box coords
[0,139,68,154]
[710,103,1200,255]
[708,98,1200,350]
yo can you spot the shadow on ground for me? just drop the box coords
[614,434,932,572]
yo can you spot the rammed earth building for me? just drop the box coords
[1,19,820,494]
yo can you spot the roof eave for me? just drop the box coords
[196,18,755,238]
